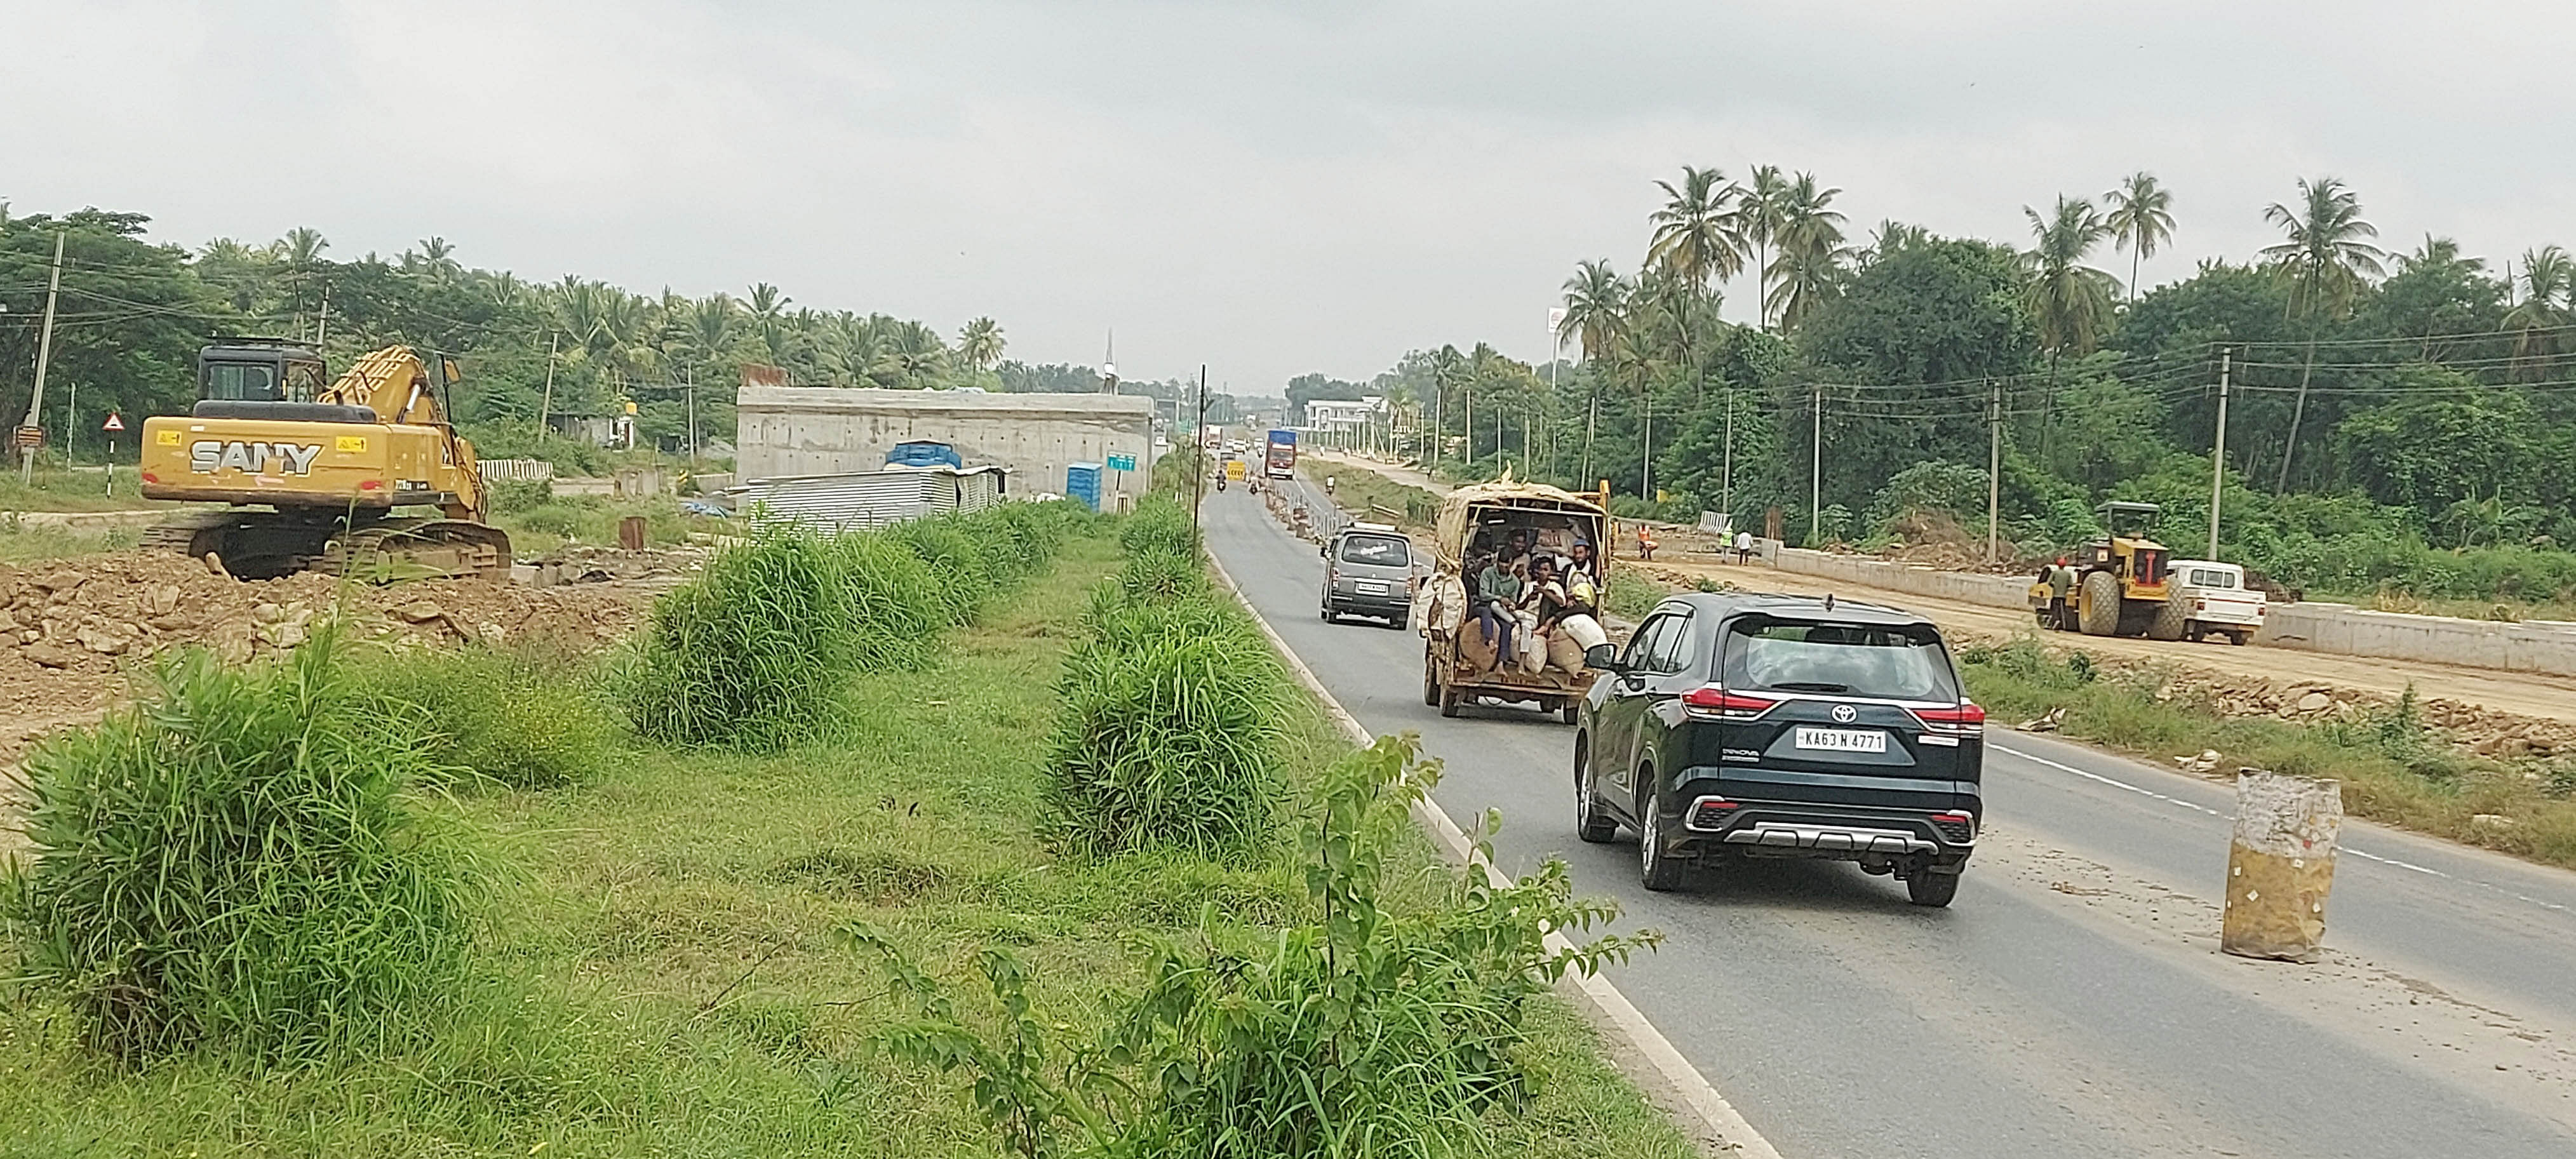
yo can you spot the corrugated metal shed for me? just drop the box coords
[732,466,1010,532]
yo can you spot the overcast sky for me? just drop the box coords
[8,1,2574,391]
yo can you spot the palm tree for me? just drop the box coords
[956,317,1005,374]
[2261,176,2385,490]
[276,227,330,337]
[2502,245,2573,380]
[1557,260,1631,485]
[875,320,951,388]
[1861,220,1929,267]
[2023,196,2121,462]
[1727,166,1791,327]
[1764,173,1848,332]
[416,236,459,281]
[2102,172,2175,305]
[1646,166,1746,291]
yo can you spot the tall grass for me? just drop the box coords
[344,644,622,790]
[1,641,476,1062]
[622,505,1081,750]
[621,525,878,750]
[1044,501,1289,858]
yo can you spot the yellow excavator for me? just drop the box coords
[138,340,512,579]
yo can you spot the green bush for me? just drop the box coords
[345,645,620,790]
[1044,611,1289,859]
[1117,497,1197,561]
[855,737,1659,1159]
[621,526,882,750]
[835,533,949,671]
[887,518,994,626]
[1,643,476,1062]
[488,479,554,516]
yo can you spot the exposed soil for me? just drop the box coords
[1638,554,2576,728]
[0,551,661,855]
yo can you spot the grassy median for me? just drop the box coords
[3,519,1695,1157]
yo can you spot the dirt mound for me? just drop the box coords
[1971,632,2576,765]
[0,552,645,681]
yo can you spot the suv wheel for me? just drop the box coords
[1906,870,1960,908]
[1638,784,1682,891]
[1574,737,1616,843]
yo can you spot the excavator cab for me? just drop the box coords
[197,339,330,404]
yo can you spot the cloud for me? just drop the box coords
[5,1,2574,389]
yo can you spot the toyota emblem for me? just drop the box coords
[1830,704,1858,723]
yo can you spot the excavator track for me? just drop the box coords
[142,511,512,582]
[317,519,513,582]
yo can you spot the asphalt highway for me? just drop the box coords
[1208,485,2576,1159]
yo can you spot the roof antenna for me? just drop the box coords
[1823,593,1836,612]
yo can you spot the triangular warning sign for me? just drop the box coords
[101,413,124,432]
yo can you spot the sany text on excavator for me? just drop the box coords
[138,340,512,580]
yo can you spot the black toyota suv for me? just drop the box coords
[1573,592,1983,907]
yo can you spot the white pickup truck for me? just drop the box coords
[2164,559,2267,645]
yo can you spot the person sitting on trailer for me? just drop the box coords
[1565,538,1600,587]
[1475,550,1528,671]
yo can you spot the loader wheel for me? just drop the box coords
[2077,571,2123,637]
[2146,587,2190,641]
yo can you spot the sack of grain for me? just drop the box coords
[1559,613,1608,652]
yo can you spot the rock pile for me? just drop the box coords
[0,552,647,680]
[1970,634,2576,767]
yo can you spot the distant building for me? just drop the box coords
[734,386,1156,499]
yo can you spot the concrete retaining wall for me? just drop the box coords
[1763,546,2576,676]
[735,387,1155,501]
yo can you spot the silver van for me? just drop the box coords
[1320,522,1414,628]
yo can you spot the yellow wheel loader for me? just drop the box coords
[2027,501,2184,640]
[138,340,512,580]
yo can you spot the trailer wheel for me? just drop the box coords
[1423,648,1440,706]
[2077,571,2123,636]
[1439,678,1463,718]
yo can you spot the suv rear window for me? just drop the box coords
[1338,533,1409,567]
[1719,617,1959,702]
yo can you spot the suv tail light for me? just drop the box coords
[1682,687,1776,720]
[1915,703,1985,735]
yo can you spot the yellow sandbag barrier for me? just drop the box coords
[2220,769,2344,962]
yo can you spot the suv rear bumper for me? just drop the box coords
[1660,794,1977,869]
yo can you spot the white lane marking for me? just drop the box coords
[1990,742,2222,817]
[1208,544,1785,1159]
[1993,741,2572,914]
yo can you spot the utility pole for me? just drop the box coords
[537,332,560,434]
[1463,383,1473,469]
[1190,365,1209,549]
[316,286,331,345]
[18,230,66,485]
[1721,383,1734,528]
[685,367,699,469]
[64,379,75,469]
[1986,380,2002,565]
[1809,383,1822,546]
[2208,346,2232,561]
